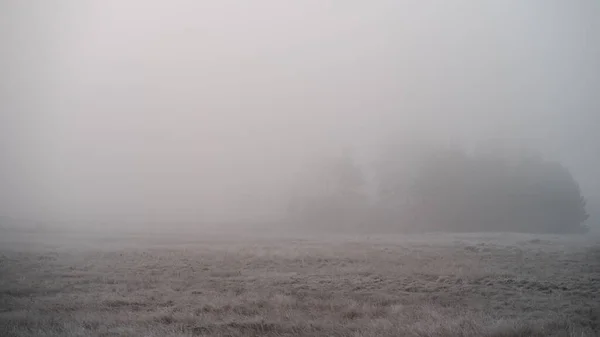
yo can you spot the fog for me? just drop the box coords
[1,1,599,227]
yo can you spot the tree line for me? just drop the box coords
[287,144,590,234]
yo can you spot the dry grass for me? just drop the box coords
[0,228,599,336]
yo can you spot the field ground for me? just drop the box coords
[0,228,599,337]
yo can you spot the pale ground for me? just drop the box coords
[0,227,599,336]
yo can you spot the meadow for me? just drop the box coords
[1,227,599,336]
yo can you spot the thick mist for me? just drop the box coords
[1,1,599,227]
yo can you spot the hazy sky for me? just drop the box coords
[1,1,599,223]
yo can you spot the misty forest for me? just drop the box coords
[1,1,600,337]
[288,145,590,234]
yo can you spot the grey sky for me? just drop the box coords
[1,1,599,223]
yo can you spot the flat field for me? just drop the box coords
[1,228,599,336]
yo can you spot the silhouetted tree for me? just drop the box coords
[377,145,589,233]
